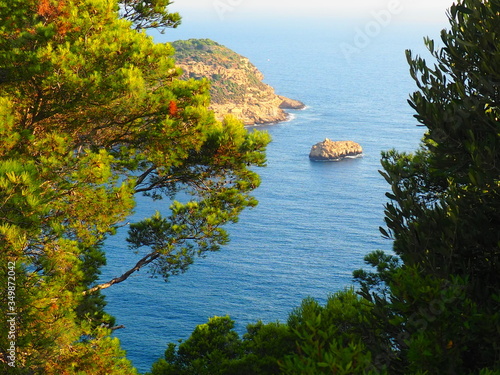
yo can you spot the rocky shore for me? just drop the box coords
[172,39,305,125]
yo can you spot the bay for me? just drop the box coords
[101,20,439,373]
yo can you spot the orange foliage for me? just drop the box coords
[169,100,178,116]
[37,0,52,17]
[37,0,70,36]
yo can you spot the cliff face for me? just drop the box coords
[171,39,304,125]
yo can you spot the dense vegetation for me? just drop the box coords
[0,0,269,373]
[150,0,500,374]
[172,39,244,69]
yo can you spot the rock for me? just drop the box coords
[278,95,305,110]
[309,139,363,161]
[171,39,304,125]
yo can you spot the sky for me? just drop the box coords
[168,0,454,25]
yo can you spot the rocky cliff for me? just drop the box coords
[171,39,304,125]
[309,139,363,161]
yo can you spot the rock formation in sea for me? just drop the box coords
[309,139,363,161]
[171,39,305,125]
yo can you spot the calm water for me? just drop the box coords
[101,20,439,373]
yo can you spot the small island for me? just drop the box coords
[309,139,363,161]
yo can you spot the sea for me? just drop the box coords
[100,16,445,373]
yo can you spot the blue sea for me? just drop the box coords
[101,18,443,373]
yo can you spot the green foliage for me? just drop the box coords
[172,39,234,67]
[281,290,385,375]
[354,0,500,373]
[148,316,294,375]
[119,0,182,31]
[383,0,500,292]
[234,321,296,374]
[149,291,385,375]
[0,0,269,372]
[160,316,241,375]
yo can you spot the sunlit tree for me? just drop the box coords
[0,0,269,372]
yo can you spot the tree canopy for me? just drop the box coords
[119,0,181,31]
[0,0,269,372]
[148,315,295,375]
[355,0,500,372]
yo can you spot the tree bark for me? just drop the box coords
[83,251,160,295]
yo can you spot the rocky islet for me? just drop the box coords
[309,139,363,161]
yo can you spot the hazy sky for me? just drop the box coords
[169,0,454,24]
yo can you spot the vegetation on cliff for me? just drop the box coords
[171,38,304,125]
[172,39,263,96]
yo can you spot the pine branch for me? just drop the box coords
[134,166,156,189]
[83,251,160,295]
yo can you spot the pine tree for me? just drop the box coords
[355,0,500,372]
[0,0,269,372]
